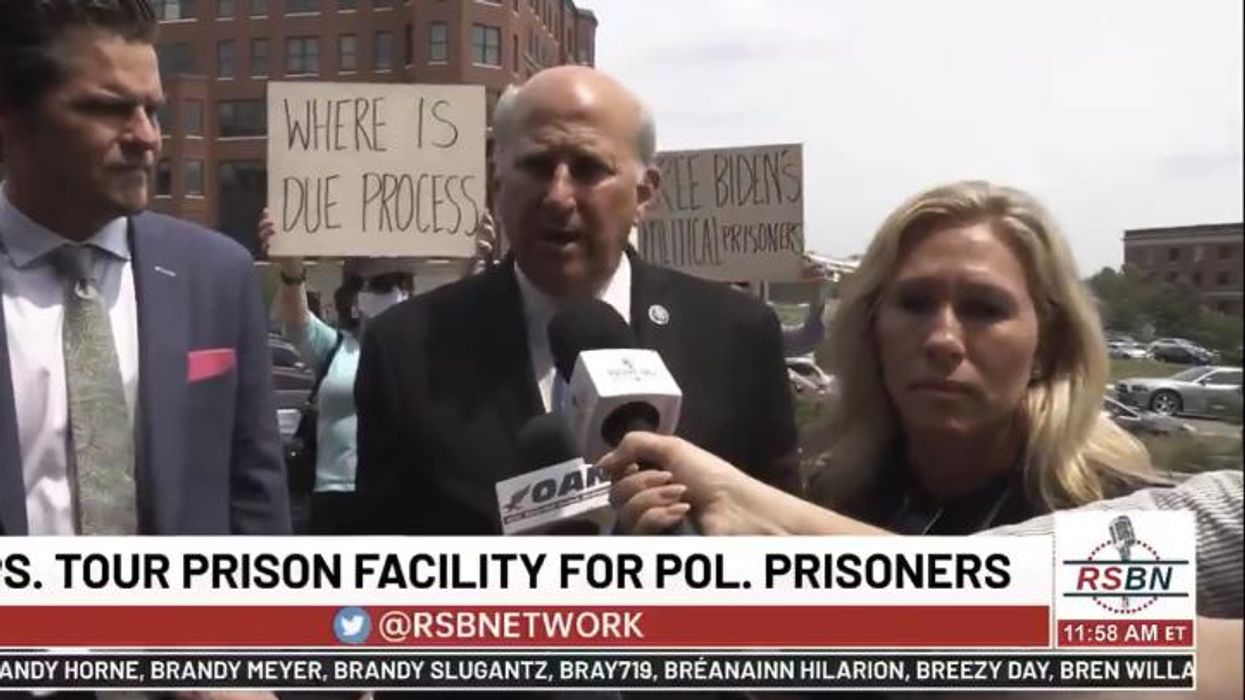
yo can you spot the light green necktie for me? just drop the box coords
[54,244,137,535]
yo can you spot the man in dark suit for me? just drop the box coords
[0,0,289,536]
[355,65,800,534]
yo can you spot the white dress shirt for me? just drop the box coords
[0,186,139,535]
[514,253,632,412]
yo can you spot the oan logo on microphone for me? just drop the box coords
[495,459,613,535]
[1054,511,1196,620]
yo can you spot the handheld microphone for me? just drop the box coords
[547,299,682,463]
[548,300,696,535]
[494,413,612,535]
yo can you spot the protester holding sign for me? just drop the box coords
[259,208,496,535]
[353,65,802,536]
[260,209,412,535]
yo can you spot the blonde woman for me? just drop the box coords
[802,180,1160,533]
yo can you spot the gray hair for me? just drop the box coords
[492,82,657,168]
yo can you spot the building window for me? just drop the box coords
[157,42,197,76]
[286,36,319,74]
[217,99,267,137]
[403,24,413,65]
[374,0,392,8]
[251,38,269,75]
[156,102,176,134]
[339,34,357,71]
[1221,245,1235,260]
[217,0,234,17]
[251,0,268,15]
[1192,271,1204,288]
[1217,301,1232,314]
[155,160,173,196]
[218,162,268,250]
[428,22,448,62]
[183,99,203,136]
[374,31,394,70]
[286,0,318,13]
[337,0,356,9]
[1166,271,1178,283]
[155,0,196,20]
[185,160,205,196]
[1218,270,1232,287]
[471,24,501,66]
[216,40,235,78]
[512,33,518,70]
[513,0,519,10]
[1167,246,1180,262]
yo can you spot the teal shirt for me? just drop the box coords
[287,314,360,493]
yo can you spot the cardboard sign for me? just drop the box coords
[266,81,486,257]
[639,143,804,282]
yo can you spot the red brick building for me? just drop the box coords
[1123,223,1244,317]
[150,0,596,251]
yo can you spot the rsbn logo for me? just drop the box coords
[1061,515,1190,614]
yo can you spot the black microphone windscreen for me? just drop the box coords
[548,298,634,379]
[601,401,662,448]
[516,413,579,472]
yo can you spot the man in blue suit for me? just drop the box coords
[0,0,289,536]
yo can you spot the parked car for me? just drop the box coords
[1147,339,1218,365]
[270,335,308,372]
[270,337,313,402]
[1102,397,1192,436]
[269,337,314,441]
[786,356,835,397]
[1116,366,1243,419]
[1108,341,1150,360]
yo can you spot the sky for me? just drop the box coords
[581,0,1243,274]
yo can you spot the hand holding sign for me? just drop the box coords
[266,81,486,259]
[258,208,304,279]
[639,144,804,282]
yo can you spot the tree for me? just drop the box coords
[1088,266,1242,362]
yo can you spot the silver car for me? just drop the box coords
[786,356,835,398]
[1116,366,1243,419]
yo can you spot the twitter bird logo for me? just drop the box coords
[333,607,371,645]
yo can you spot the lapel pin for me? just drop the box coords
[647,304,670,326]
[154,265,177,278]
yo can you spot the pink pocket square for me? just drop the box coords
[187,348,236,382]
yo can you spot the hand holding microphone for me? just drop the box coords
[546,299,693,534]
[598,432,775,535]
[494,413,612,535]
[600,432,894,537]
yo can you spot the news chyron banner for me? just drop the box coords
[0,516,1195,692]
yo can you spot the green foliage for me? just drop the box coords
[1088,266,1243,362]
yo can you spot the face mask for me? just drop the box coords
[355,289,408,319]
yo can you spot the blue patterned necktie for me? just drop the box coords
[53,244,137,535]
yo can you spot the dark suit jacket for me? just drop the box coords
[354,253,801,534]
[0,212,290,535]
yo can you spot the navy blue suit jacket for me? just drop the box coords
[0,212,290,535]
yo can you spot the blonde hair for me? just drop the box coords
[818,181,1156,512]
